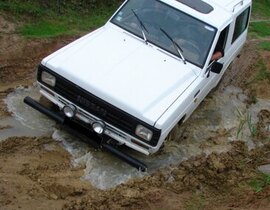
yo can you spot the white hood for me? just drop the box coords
[43,25,198,126]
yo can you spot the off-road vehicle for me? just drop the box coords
[25,0,252,170]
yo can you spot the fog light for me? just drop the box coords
[63,104,76,118]
[92,121,105,134]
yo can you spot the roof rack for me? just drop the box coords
[233,0,244,12]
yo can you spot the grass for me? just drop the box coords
[236,108,257,139]
[0,1,45,17]
[249,173,270,193]
[0,0,121,38]
[249,22,270,38]
[1,0,269,39]
[252,0,270,19]
[20,21,68,38]
[236,108,246,139]
[254,59,270,82]
[185,194,206,210]
[249,0,270,38]
[260,41,270,51]
[247,112,257,138]
[19,10,113,38]
[246,58,270,85]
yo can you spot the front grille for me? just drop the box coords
[38,64,161,146]
[55,78,137,133]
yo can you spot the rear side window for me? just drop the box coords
[232,7,250,43]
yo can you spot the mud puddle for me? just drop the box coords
[3,86,270,189]
[1,86,55,141]
[0,116,51,141]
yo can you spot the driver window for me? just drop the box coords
[211,25,229,61]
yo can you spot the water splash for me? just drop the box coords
[52,128,144,189]
[3,85,270,189]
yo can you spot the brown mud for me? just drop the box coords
[0,15,270,210]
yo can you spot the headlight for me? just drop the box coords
[135,125,153,141]
[41,71,56,87]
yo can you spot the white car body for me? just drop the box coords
[36,0,252,155]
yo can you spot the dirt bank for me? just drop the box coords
[0,137,95,210]
[0,15,79,117]
[1,137,269,210]
[62,141,270,210]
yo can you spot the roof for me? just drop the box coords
[161,0,251,29]
[208,0,240,9]
[208,0,242,9]
[206,0,251,12]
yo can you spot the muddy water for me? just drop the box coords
[3,86,270,189]
[1,86,55,141]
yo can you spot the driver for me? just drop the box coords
[211,43,224,61]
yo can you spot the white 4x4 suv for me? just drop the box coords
[25,0,252,170]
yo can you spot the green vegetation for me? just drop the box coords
[236,108,257,139]
[185,195,206,210]
[236,107,247,139]
[1,0,269,38]
[245,58,270,86]
[19,9,115,38]
[254,59,270,82]
[249,0,270,38]
[252,0,270,19]
[259,41,270,51]
[0,0,122,37]
[249,22,270,38]
[20,21,68,38]
[247,112,257,138]
[0,1,45,17]
[249,173,270,193]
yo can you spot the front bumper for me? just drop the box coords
[38,85,153,155]
[24,96,147,171]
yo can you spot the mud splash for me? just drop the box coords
[3,86,270,189]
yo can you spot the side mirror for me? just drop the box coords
[210,62,223,74]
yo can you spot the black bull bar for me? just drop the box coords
[24,96,147,172]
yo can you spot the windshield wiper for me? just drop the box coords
[131,9,148,44]
[160,28,186,64]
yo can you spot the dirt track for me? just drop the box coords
[1,15,270,210]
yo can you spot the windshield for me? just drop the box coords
[111,0,216,67]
